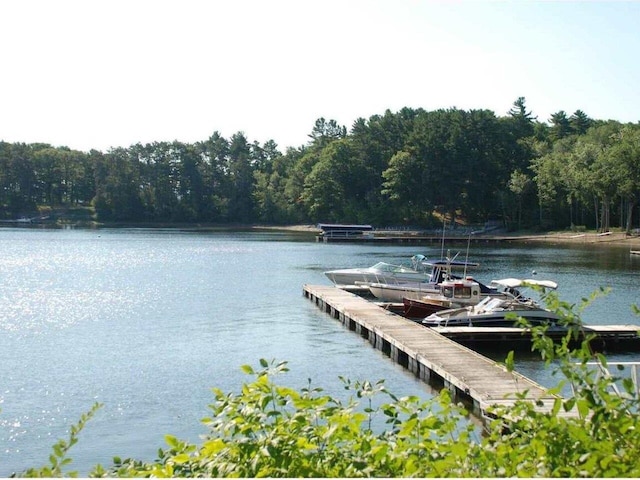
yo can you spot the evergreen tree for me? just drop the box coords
[569,109,592,135]
[549,110,573,140]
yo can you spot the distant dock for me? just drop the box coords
[314,224,513,244]
[317,234,524,244]
[315,229,635,245]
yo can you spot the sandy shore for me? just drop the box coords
[493,231,640,247]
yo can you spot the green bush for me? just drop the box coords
[14,290,640,477]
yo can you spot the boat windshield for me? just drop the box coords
[476,297,505,313]
[371,262,425,274]
[472,296,495,312]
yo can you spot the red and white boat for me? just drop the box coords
[402,277,493,319]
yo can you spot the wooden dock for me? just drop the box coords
[430,324,640,352]
[303,284,575,425]
[367,300,640,353]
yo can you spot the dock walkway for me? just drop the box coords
[429,324,640,352]
[303,284,572,424]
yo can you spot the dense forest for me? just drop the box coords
[1,97,639,232]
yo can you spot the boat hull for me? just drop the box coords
[422,310,561,328]
[403,297,451,318]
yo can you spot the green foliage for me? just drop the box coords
[93,361,481,478]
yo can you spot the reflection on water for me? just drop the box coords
[0,228,638,474]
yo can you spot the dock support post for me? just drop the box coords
[381,338,391,356]
[390,345,399,362]
[417,361,431,382]
[408,356,419,374]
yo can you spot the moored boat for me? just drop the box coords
[324,254,432,286]
[421,278,560,327]
[366,259,481,302]
[402,277,491,318]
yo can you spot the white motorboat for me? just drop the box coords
[366,259,481,302]
[421,278,560,327]
[324,254,433,286]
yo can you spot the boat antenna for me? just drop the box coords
[440,216,446,260]
[463,231,472,278]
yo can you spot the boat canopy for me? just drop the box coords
[491,278,558,290]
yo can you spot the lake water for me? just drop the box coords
[0,228,638,475]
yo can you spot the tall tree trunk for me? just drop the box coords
[501,192,509,229]
[626,198,635,234]
[538,195,543,227]
[518,196,522,230]
[569,196,574,227]
[600,195,610,232]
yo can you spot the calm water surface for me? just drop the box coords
[0,228,638,475]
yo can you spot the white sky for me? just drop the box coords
[1,0,639,153]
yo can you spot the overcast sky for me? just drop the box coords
[1,0,639,152]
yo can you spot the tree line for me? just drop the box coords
[1,97,639,231]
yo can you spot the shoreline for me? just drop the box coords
[4,220,640,248]
[258,225,640,248]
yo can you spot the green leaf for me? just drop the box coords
[504,351,515,372]
[172,453,191,464]
[52,443,64,458]
[241,364,255,374]
[576,398,590,418]
[563,397,576,412]
[164,434,179,449]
